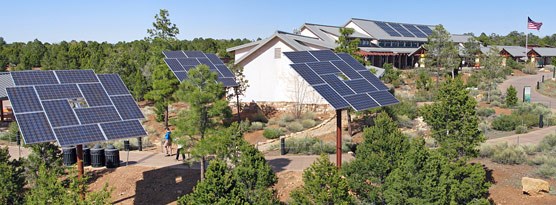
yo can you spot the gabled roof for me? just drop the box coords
[0,72,14,100]
[345,18,435,41]
[228,31,336,65]
[361,47,420,54]
[529,47,556,57]
[301,23,369,42]
[499,46,529,57]
[450,34,472,43]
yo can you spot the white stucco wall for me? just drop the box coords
[234,45,257,60]
[345,21,369,37]
[236,38,325,105]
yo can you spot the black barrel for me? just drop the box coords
[280,137,286,155]
[540,114,544,128]
[104,144,120,168]
[62,146,77,166]
[83,146,91,166]
[91,144,105,168]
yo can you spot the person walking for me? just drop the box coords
[175,142,185,161]
[163,128,172,156]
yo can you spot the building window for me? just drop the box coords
[274,48,281,59]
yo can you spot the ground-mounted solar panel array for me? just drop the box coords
[6,70,146,146]
[163,51,238,87]
[284,50,399,111]
[375,21,434,38]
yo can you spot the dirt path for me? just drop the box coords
[499,71,556,109]
[485,126,556,145]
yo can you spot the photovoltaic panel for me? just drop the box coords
[164,59,185,72]
[177,58,200,66]
[389,23,415,37]
[78,83,112,106]
[369,90,400,106]
[42,100,79,127]
[111,95,145,120]
[216,64,235,78]
[55,70,98,84]
[291,64,325,85]
[75,106,122,124]
[309,50,341,61]
[344,93,380,111]
[163,50,186,58]
[184,51,206,58]
[11,70,58,86]
[330,61,363,80]
[344,79,377,93]
[210,69,224,77]
[6,86,43,113]
[54,124,106,146]
[403,24,428,38]
[35,84,82,100]
[101,120,147,140]
[320,74,355,96]
[375,21,401,37]
[218,77,239,87]
[182,64,197,71]
[173,71,188,81]
[15,112,56,144]
[198,58,217,70]
[337,53,367,71]
[283,51,318,63]
[206,53,225,65]
[417,25,434,35]
[306,62,340,75]
[97,74,130,96]
[358,71,388,91]
[312,84,350,110]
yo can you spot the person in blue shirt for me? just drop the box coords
[163,128,172,156]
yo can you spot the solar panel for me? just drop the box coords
[6,87,43,113]
[417,25,434,35]
[42,100,79,127]
[344,94,380,110]
[285,50,398,111]
[97,74,130,96]
[8,70,146,146]
[403,24,428,38]
[312,84,350,110]
[309,50,341,61]
[35,84,82,100]
[164,59,185,72]
[111,95,145,120]
[389,23,415,37]
[75,106,122,124]
[55,70,98,84]
[54,124,106,147]
[11,70,58,86]
[79,83,112,106]
[369,90,400,106]
[375,21,401,37]
[163,50,186,58]
[163,51,238,87]
[100,120,147,140]
[306,62,340,75]
[15,112,56,144]
[291,64,325,85]
[283,51,318,63]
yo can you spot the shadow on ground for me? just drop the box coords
[267,158,292,173]
[132,164,201,205]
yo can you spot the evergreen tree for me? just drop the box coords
[144,61,179,126]
[24,143,64,186]
[424,25,459,84]
[0,146,25,204]
[342,112,410,203]
[480,47,504,103]
[147,9,180,40]
[233,143,278,204]
[291,154,354,205]
[421,78,484,160]
[506,85,518,107]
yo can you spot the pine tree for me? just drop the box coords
[421,78,484,160]
[424,25,459,84]
[147,9,180,40]
[233,143,278,204]
[290,154,354,205]
[24,143,64,186]
[0,146,25,204]
[506,85,518,107]
[144,61,179,126]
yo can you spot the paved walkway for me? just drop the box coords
[499,71,556,109]
[485,126,556,145]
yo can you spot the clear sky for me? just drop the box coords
[1,0,554,43]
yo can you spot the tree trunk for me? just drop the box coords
[347,110,353,136]
[235,88,241,122]
[164,104,169,128]
[200,156,205,181]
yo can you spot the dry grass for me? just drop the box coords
[539,79,556,98]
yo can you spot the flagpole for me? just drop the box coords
[525,17,528,61]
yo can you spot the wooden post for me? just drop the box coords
[0,100,3,122]
[235,87,241,122]
[336,110,342,168]
[76,144,84,179]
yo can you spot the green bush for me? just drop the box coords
[249,122,264,131]
[287,122,304,132]
[263,128,283,139]
[301,119,316,128]
[285,137,335,155]
[505,85,518,107]
[515,125,528,134]
[479,144,495,158]
[280,114,295,123]
[0,123,18,142]
[506,58,524,70]
[278,120,287,127]
[267,118,278,125]
[537,134,556,152]
[491,115,518,131]
[301,112,316,120]
[390,97,418,119]
[491,144,526,165]
[536,164,556,179]
[477,107,495,117]
[396,115,413,128]
[522,64,537,74]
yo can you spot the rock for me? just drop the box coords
[522,177,550,195]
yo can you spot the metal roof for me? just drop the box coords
[361,47,420,54]
[0,72,14,100]
[346,18,435,41]
[302,23,369,41]
[499,46,529,57]
[529,47,556,57]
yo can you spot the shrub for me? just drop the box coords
[506,58,524,70]
[390,98,418,119]
[491,144,526,165]
[479,144,495,158]
[396,115,414,128]
[280,113,295,123]
[287,122,304,132]
[478,122,490,133]
[267,118,278,125]
[278,120,287,127]
[285,137,335,155]
[0,122,18,142]
[515,125,528,134]
[506,85,518,107]
[477,107,495,117]
[536,164,556,179]
[537,134,556,152]
[249,122,264,131]
[490,101,501,107]
[263,128,283,139]
[522,64,538,74]
[522,145,537,155]
[491,115,518,131]
[301,119,316,128]
[301,112,316,120]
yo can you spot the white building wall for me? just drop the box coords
[236,38,325,105]
[234,45,256,60]
[300,28,319,39]
[345,21,369,37]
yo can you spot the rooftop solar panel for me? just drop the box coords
[15,112,56,144]
[101,120,147,140]
[78,83,112,106]
[55,70,98,84]
[42,100,79,127]
[309,50,341,61]
[7,86,43,113]
[111,95,145,120]
[403,24,428,38]
[283,51,318,63]
[284,50,398,111]
[163,51,238,87]
[417,25,434,35]
[375,21,401,37]
[35,84,82,100]
[97,74,130,96]
[54,124,106,147]
[11,70,58,86]
[75,106,122,124]
[163,50,187,58]
[389,23,415,37]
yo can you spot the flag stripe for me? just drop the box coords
[528,17,543,30]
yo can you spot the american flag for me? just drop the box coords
[528,17,543,30]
